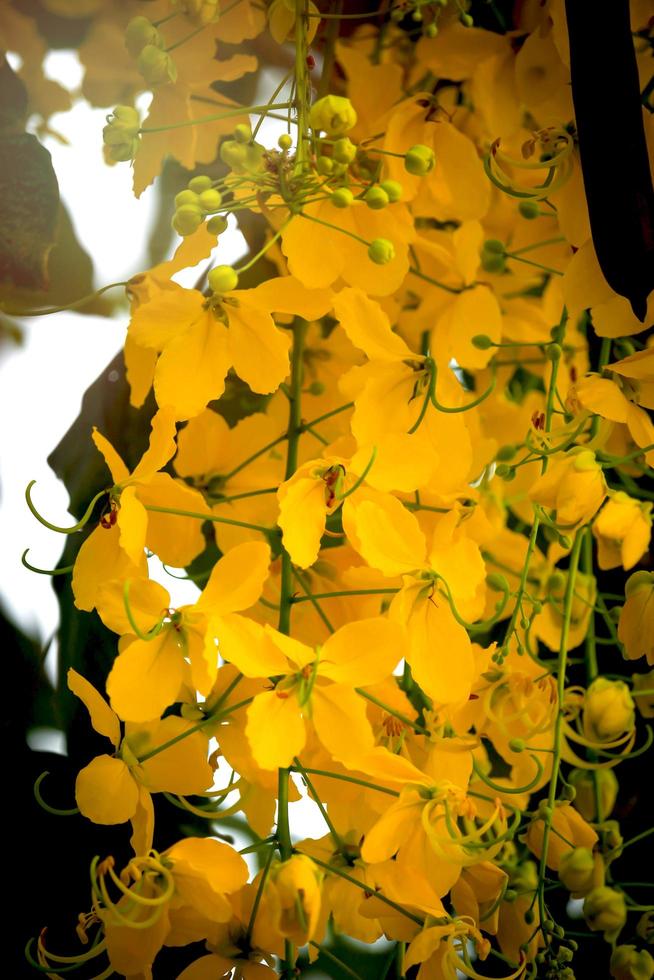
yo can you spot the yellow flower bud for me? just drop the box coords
[619,571,654,665]
[125,16,161,58]
[368,238,395,264]
[188,175,212,193]
[309,95,358,136]
[592,492,652,571]
[172,205,203,237]
[137,44,177,85]
[529,446,607,531]
[583,678,635,743]
[404,143,435,175]
[610,945,654,980]
[632,670,654,718]
[198,188,223,212]
[584,886,627,939]
[269,855,323,946]
[208,265,238,294]
[558,847,596,896]
[206,214,228,236]
[569,767,618,821]
[172,0,219,25]
[330,187,354,208]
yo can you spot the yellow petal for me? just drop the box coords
[265,626,315,669]
[132,406,179,481]
[426,121,490,222]
[134,716,212,795]
[91,429,129,485]
[116,486,148,564]
[124,333,157,409]
[320,618,405,686]
[96,577,170,637]
[227,299,291,394]
[128,282,204,348]
[174,409,231,479]
[244,276,333,321]
[106,629,186,722]
[312,684,375,766]
[72,523,146,613]
[216,613,289,677]
[136,473,209,568]
[246,690,306,769]
[154,313,231,420]
[278,476,327,568]
[75,755,139,824]
[441,285,502,370]
[575,376,629,422]
[67,668,120,747]
[344,495,426,577]
[392,586,474,705]
[196,540,270,615]
[167,835,248,900]
[360,795,422,863]
[333,287,412,361]
[130,785,155,855]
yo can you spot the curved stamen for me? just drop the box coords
[33,772,79,816]
[25,482,108,535]
[22,550,75,576]
[472,753,544,795]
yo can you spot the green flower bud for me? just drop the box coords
[172,205,203,237]
[481,252,507,273]
[460,12,474,26]
[220,139,248,171]
[102,106,141,161]
[483,238,505,255]
[547,342,562,361]
[309,95,357,136]
[278,133,293,151]
[330,187,354,208]
[198,188,223,212]
[175,189,201,208]
[584,886,627,939]
[518,200,540,219]
[610,945,654,980]
[125,16,162,58]
[494,463,515,481]
[368,238,395,265]
[188,175,213,193]
[317,155,335,175]
[206,214,229,235]
[486,572,509,593]
[233,123,252,143]
[137,44,177,85]
[365,185,390,210]
[496,444,517,461]
[559,847,595,895]
[208,265,238,294]
[425,22,438,37]
[307,381,325,396]
[380,179,403,202]
[404,144,435,176]
[471,333,494,350]
[569,768,618,822]
[508,737,525,753]
[333,137,357,164]
[537,801,553,822]
[583,677,635,744]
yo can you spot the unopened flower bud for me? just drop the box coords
[333,137,357,164]
[404,144,435,175]
[175,189,200,208]
[188,175,213,193]
[233,123,252,143]
[198,188,223,212]
[172,205,203,236]
[309,95,357,136]
[496,444,517,461]
[486,572,509,593]
[365,185,389,209]
[584,886,627,938]
[278,133,293,151]
[206,214,229,235]
[103,106,141,162]
[583,678,635,743]
[471,334,493,350]
[208,265,238,294]
[368,238,395,265]
[610,945,654,980]
[558,847,595,895]
[125,16,162,58]
[317,155,334,175]
[137,44,177,85]
[380,179,403,202]
[330,187,354,208]
[518,200,540,219]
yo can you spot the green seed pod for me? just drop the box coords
[208,265,239,294]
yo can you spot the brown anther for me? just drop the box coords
[531,410,545,431]
[100,503,118,529]
[276,691,290,699]
[301,664,313,679]
[97,856,115,876]
[306,54,316,69]
[383,715,404,737]
[570,365,578,382]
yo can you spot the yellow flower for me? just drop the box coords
[593,492,652,570]
[104,540,270,721]
[584,886,627,942]
[610,945,654,980]
[68,669,212,853]
[618,571,654,665]
[217,615,405,769]
[523,802,597,871]
[528,447,607,532]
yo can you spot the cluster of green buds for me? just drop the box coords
[389,0,473,36]
[172,175,228,237]
[103,106,141,163]
[125,15,176,86]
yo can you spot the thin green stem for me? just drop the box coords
[293,758,345,851]
[290,587,398,603]
[143,504,273,535]
[140,103,294,134]
[292,766,399,796]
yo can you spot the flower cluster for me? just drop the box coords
[13,1,654,978]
